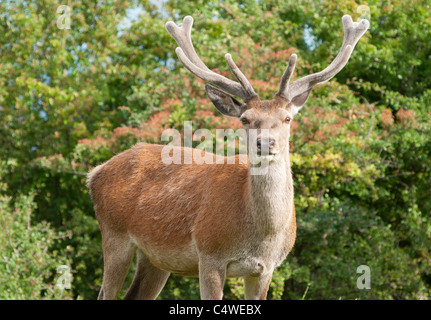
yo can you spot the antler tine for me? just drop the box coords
[225,53,257,99]
[276,54,297,98]
[166,16,256,101]
[277,15,369,101]
[165,16,210,71]
[174,47,246,98]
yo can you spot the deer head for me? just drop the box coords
[166,16,369,163]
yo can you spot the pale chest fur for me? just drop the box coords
[225,158,295,277]
[248,160,294,233]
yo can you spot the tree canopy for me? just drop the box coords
[0,0,430,299]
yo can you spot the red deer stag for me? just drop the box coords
[88,15,369,300]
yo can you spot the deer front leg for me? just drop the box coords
[244,273,272,300]
[198,256,226,300]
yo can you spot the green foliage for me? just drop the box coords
[0,0,430,299]
[0,164,73,299]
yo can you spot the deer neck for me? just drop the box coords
[246,148,294,232]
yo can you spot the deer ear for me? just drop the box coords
[289,88,312,116]
[205,84,245,118]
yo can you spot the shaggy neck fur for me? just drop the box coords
[246,148,294,233]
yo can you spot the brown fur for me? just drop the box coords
[90,13,368,300]
[89,138,297,299]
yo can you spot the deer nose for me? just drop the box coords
[256,138,275,153]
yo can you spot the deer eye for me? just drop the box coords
[284,117,291,124]
[240,117,249,125]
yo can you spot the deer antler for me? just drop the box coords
[276,15,369,101]
[166,16,258,101]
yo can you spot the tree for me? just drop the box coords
[0,0,429,299]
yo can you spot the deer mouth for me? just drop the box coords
[256,147,279,157]
[254,151,278,163]
[257,151,277,156]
